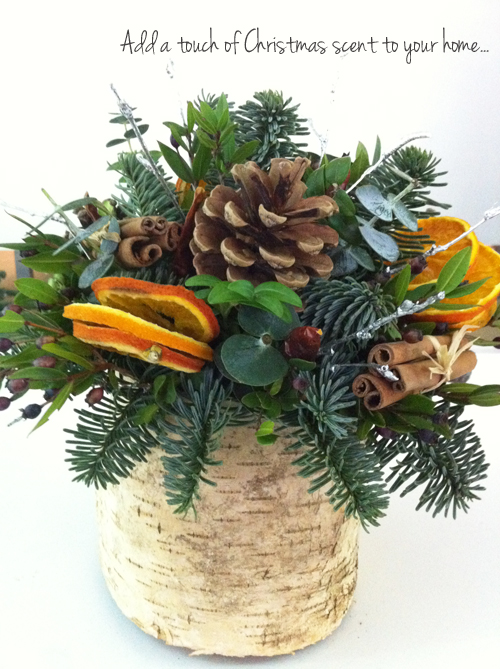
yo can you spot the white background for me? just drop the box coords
[1,1,500,667]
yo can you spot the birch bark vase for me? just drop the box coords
[95,425,360,657]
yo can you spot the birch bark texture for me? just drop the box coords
[96,425,360,657]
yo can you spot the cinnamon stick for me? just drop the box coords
[352,374,375,398]
[368,336,453,366]
[115,236,162,269]
[120,216,169,238]
[151,222,182,252]
[391,350,477,393]
[356,373,408,411]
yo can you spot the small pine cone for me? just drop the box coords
[192,158,339,288]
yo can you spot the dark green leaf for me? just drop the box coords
[133,404,159,425]
[226,280,255,301]
[32,381,74,432]
[289,359,316,371]
[431,303,475,311]
[0,310,24,332]
[106,138,127,147]
[22,251,81,275]
[41,343,95,370]
[231,140,260,165]
[221,335,289,386]
[207,282,236,304]
[186,102,195,133]
[15,278,60,305]
[185,274,222,288]
[406,282,436,301]
[445,278,489,299]
[306,166,326,197]
[163,122,188,151]
[436,247,472,295]
[347,245,375,271]
[253,295,291,321]
[158,141,194,182]
[392,264,412,305]
[372,136,381,163]
[196,129,217,150]
[395,394,435,415]
[241,392,262,409]
[325,157,351,187]
[334,189,356,216]
[192,144,212,182]
[254,282,302,308]
[9,367,67,381]
[348,141,370,184]
[124,124,149,139]
[58,335,94,357]
[0,345,41,368]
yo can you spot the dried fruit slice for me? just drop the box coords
[92,277,220,343]
[73,322,204,372]
[64,303,213,361]
[410,243,500,327]
[407,217,480,287]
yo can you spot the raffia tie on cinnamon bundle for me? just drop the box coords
[116,216,181,269]
[353,328,478,411]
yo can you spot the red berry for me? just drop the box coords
[284,327,322,362]
[403,329,424,344]
[7,378,29,394]
[33,356,57,368]
[292,376,310,393]
[409,256,427,275]
[2,304,23,315]
[21,404,42,420]
[0,338,13,353]
[85,387,104,406]
[376,427,397,440]
[0,397,11,411]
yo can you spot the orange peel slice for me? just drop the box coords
[64,303,214,361]
[407,217,480,287]
[410,242,500,327]
[92,277,219,343]
[72,322,205,373]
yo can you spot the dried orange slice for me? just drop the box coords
[64,303,214,361]
[410,242,500,327]
[92,277,219,343]
[408,217,480,287]
[73,322,205,373]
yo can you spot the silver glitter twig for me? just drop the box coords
[110,84,185,221]
[385,204,500,277]
[307,118,329,166]
[326,291,446,351]
[328,362,399,381]
[422,204,500,258]
[346,133,430,195]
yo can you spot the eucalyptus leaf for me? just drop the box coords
[359,224,399,261]
[221,335,289,386]
[78,254,114,289]
[356,186,393,221]
[392,199,418,231]
[100,218,120,255]
[238,305,298,340]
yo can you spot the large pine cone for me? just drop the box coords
[191,158,339,288]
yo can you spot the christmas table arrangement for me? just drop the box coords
[1,89,500,656]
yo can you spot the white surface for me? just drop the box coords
[0,349,499,669]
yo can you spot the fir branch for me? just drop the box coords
[64,386,157,488]
[372,404,489,517]
[111,152,183,220]
[302,277,396,347]
[154,369,252,515]
[234,90,309,168]
[281,358,388,529]
[369,145,450,215]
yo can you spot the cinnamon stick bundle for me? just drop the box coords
[391,350,477,393]
[367,336,453,366]
[352,373,408,410]
[115,236,162,269]
[120,216,169,237]
[151,223,182,252]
